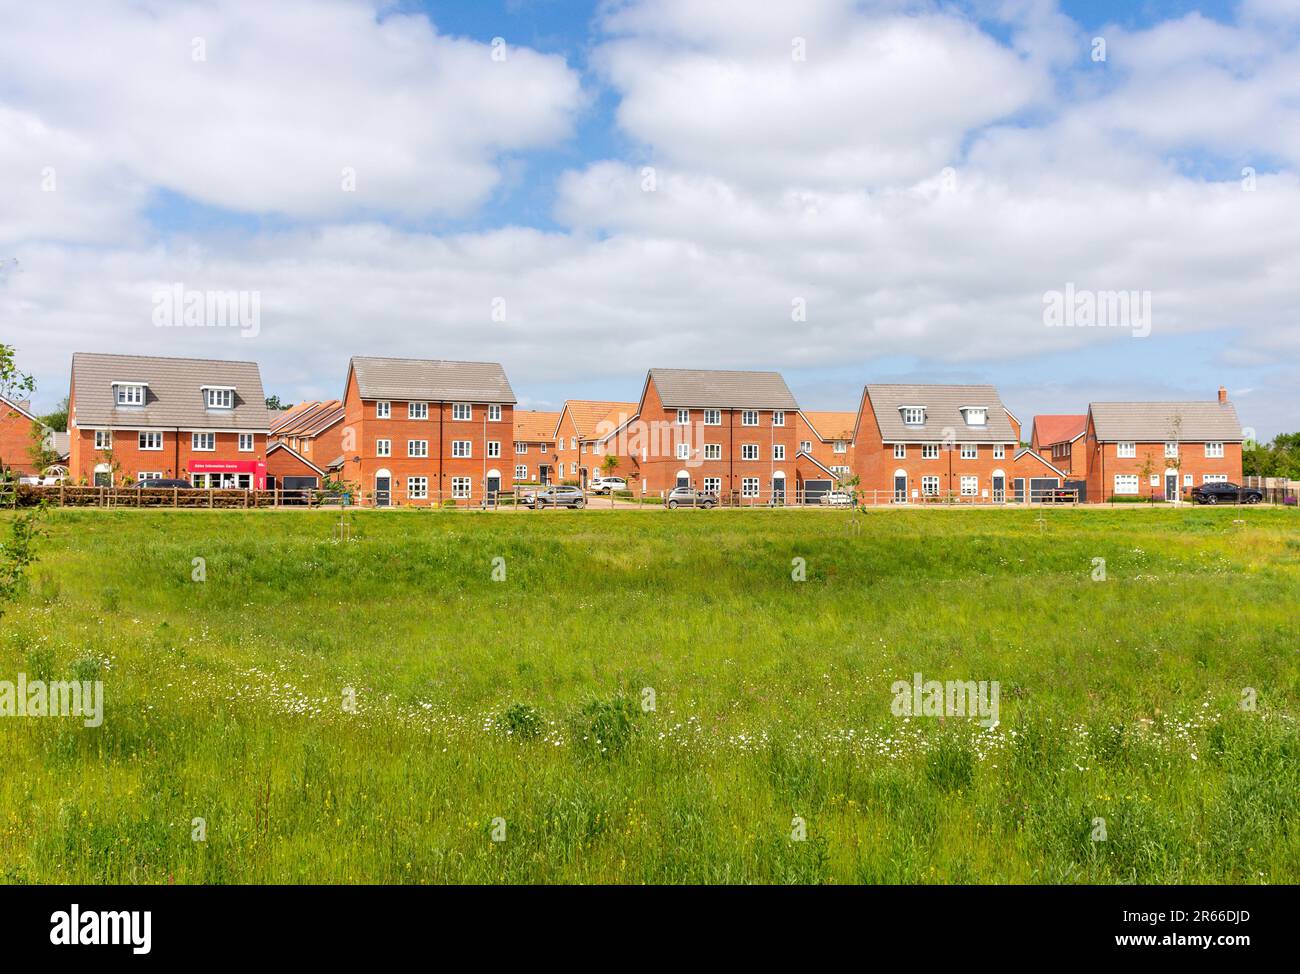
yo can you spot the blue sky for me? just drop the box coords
[3,0,1299,436]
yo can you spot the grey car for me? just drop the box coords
[666,486,718,509]
[524,485,586,509]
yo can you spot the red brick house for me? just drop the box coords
[851,384,1022,502]
[1082,389,1244,502]
[270,400,345,472]
[339,356,516,506]
[265,442,327,492]
[0,394,43,476]
[796,411,855,493]
[1030,414,1087,477]
[512,409,560,485]
[67,353,270,487]
[553,401,637,487]
[609,369,802,501]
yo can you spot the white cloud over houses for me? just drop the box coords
[2,0,1299,434]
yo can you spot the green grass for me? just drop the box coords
[1,506,1297,884]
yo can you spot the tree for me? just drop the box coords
[601,452,620,508]
[0,505,43,621]
[265,395,293,411]
[0,344,35,404]
[40,397,68,432]
[27,424,59,475]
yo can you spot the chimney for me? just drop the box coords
[1218,385,1228,404]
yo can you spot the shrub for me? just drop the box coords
[500,703,544,741]
[571,694,639,758]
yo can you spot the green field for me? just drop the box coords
[1,507,1297,884]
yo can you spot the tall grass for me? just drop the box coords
[0,507,1296,883]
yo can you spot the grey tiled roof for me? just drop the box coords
[865,384,1017,443]
[71,353,270,430]
[1089,402,1243,442]
[349,357,516,404]
[649,368,798,409]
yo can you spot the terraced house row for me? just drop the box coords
[38,351,1246,506]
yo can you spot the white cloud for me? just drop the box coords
[0,0,583,224]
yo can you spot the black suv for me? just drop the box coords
[137,478,193,489]
[1190,482,1263,505]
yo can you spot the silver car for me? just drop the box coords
[666,486,718,509]
[524,485,586,509]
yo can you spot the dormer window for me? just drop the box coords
[960,406,987,427]
[113,382,146,406]
[203,386,235,409]
[900,406,926,426]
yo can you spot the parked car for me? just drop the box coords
[588,476,628,495]
[1190,482,1263,505]
[522,485,586,509]
[136,478,193,489]
[820,490,853,507]
[666,486,718,509]
[1039,487,1076,504]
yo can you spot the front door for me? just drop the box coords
[538,465,550,485]
[486,475,501,497]
[676,475,690,489]
[1165,473,1178,502]
[772,477,785,505]
[375,476,391,507]
[893,475,907,503]
[992,475,1005,503]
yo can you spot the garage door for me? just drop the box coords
[1029,477,1059,502]
[803,479,832,504]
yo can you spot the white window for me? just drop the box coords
[1183,473,1193,487]
[137,471,162,483]
[703,409,721,426]
[893,443,906,459]
[703,477,721,493]
[833,440,847,454]
[799,440,812,453]
[901,406,925,426]
[515,465,528,480]
[408,439,428,458]
[451,403,470,421]
[830,466,851,477]
[192,432,215,451]
[961,407,987,426]
[675,442,690,460]
[409,402,428,420]
[922,443,939,459]
[376,439,391,457]
[94,430,112,450]
[741,477,760,497]
[451,476,471,499]
[922,476,940,497]
[1164,441,1179,458]
[204,388,234,409]
[452,440,471,458]
[1150,474,1160,486]
[570,436,577,450]
[960,476,978,496]
[487,441,501,458]
[488,404,502,422]
[375,400,390,419]
[114,383,145,406]
[515,442,527,454]
[407,477,428,500]
[741,410,759,426]
[138,431,163,451]
[960,444,977,460]
[742,444,759,460]
[1205,442,1224,458]
[773,444,786,460]
[993,444,1005,460]
[704,443,722,460]
[539,443,549,453]
[1203,473,1228,484]
[1113,474,1140,495]
[1117,442,1136,458]
[238,433,254,452]
[773,411,785,427]
[676,409,690,425]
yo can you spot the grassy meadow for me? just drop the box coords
[0,505,1297,884]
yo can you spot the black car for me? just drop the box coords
[1190,481,1263,505]
[137,478,193,489]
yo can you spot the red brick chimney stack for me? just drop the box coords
[1218,385,1228,404]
